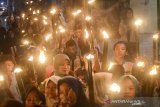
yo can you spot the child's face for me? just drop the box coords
[45,80,57,98]
[59,83,77,106]
[114,44,127,59]
[25,92,41,107]
[58,60,70,75]
[5,60,14,72]
[120,79,136,98]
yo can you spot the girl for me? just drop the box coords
[57,76,90,107]
[44,76,61,107]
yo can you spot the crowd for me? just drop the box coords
[0,1,159,107]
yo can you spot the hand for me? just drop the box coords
[123,62,134,73]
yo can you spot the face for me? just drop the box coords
[5,60,14,79]
[5,60,14,72]
[45,80,57,98]
[66,46,77,56]
[25,92,41,107]
[59,83,77,106]
[120,79,136,98]
[58,60,70,75]
[126,10,133,18]
[114,44,127,59]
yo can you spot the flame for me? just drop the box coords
[39,50,46,64]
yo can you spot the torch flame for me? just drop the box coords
[88,0,95,4]
[86,54,94,60]
[14,67,23,73]
[102,31,109,39]
[0,75,4,81]
[110,83,120,93]
[135,19,143,27]
[72,9,82,16]
[39,50,46,64]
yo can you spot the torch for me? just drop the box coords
[153,33,159,64]
[135,19,143,57]
[86,54,95,107]
[101,30,109,71]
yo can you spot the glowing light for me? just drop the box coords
[34,18,38,21]
[108,62,115,71]
[88,0,95,4]
[39,51,46,64]
[43,16,47,20]
[149,68,157,75]
[102,31,109,39]
[14,67,22,73]
[135,19,143,27]
[21,30,25,33]
[60,29,65,33]
[85,29,89,39]
[30,1,33,4]
[153,34,159,39]
[33,10,36,15]
[23,40,29,45]
[43,20,48,25]
[1,2,4,5]
[0,75,4,81]
[85,16,92,21]
[50,9,56,15]
[26,2,29,4]
[37,10,40,14]
[29,8,32,11]
[59,26,65,33]
[86,54,94,60]
[45,33,52,41]
[4,19,7,22]
[110,83,120,93]
[72,9,82,16]
[137,61,145,67]
[28,56,34,62]
[22,13,25,18]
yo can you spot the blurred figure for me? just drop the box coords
[109,64,125,82]
[44,76,61,107]
[119,75,140,98]
[64,39,82,71]
[74,68,87,86]
[25,87,46,107]
[93,72,112,107]
[0,55,22,102]
[57,76,90,107]
[53,54,71,77]
[3,99,23,107]
[0,20,7,54]
[119,8,137,60]
[112,41,133,74]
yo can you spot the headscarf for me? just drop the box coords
[44,76,61,107]
[57,76,90,107]
[25,87,46,106]
[119,75,140,97]
[53,54,70,77]
[44,75,61,88]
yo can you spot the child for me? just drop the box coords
[57,76,90,107]
[25,87,46,107]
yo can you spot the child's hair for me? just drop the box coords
[119,75,140,97]
[65,39,77,48]
[3,99,23,107]
[113,41,127,51]
[0,55,14,64]
[25,87,46,105]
